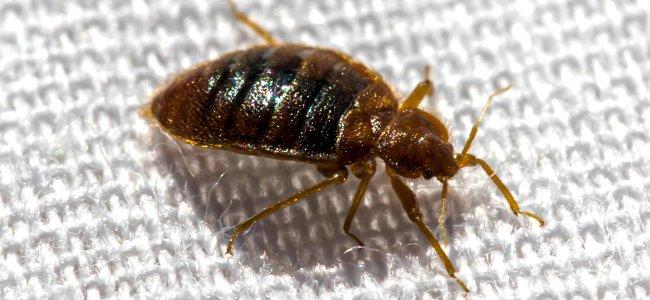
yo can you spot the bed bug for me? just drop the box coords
[142,0,544,293]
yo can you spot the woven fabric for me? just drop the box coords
[1,0,649,298]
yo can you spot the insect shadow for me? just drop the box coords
[151,128,479,287]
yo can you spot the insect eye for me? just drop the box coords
[423,168,434,179]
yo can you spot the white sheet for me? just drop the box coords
[1,0,648,298]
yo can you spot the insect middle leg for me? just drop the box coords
[342,160,376,246]
[226,168,348,255]
[387,168,469,293]
[399,65,435,111]
[227,0,278,45]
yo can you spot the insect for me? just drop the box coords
[143,1,544,292]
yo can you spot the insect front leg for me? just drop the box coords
[226,168,348,255]
[437,179,450,245]
[227,0,278,45]
[386,168,469,293]
[342,160,376,247]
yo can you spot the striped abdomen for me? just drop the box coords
[150,44,397,163]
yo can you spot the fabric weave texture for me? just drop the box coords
[1,0,649,298]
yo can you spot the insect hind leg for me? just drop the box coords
[227,0,278,45]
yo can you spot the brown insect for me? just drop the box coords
[143,1,544,292]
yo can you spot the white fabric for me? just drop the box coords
[1,0,649,298]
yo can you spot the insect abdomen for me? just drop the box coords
[151,45,387,162]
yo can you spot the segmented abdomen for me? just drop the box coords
[151,44,379,162]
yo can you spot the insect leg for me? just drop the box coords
[226,168,348,255]
[456,153,545,226]
[438,179,449,245]
[343,160,376,246]
[387,168,470,293]
[227,0,278,45]
[399,65,435,111]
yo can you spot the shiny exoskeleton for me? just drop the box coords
[151,45,394,164]
[144,1,544,293]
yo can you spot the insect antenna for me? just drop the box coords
[455,86,544,226]
[459,85,511,156]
